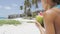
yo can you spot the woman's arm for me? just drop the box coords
[43,10,56,34]
[35,21,45,34]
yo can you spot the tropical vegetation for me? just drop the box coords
[20,0,41,17]
[0,20,21,26]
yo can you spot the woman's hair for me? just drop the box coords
[52,0,60,5]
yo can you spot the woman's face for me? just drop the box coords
[41,0,55,10]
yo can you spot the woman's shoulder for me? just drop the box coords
[45,9,55,14]
[43,9,57,17]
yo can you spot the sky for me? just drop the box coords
[0,0,43,17]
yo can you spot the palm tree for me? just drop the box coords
[32,0,41,8]
[20,0,41,17]
[24,0,32,17]
[26,8,32,17]
[20,0,31,17]
[20,6,23,10]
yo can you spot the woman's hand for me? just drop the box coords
[35,20,45,34]
[35,20,44,29]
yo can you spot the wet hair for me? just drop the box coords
[52,0,60,5]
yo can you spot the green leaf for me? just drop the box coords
[20,6,23,10]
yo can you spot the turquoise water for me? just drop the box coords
[0,17,7,19]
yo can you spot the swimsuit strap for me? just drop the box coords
[54,5,60,8]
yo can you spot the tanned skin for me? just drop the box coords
[35,0,60,34]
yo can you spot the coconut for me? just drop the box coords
[36,15,44,27]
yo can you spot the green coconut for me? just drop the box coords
[36,15,44,27]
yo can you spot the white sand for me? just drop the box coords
[0,18,41,34]
[0,23,40,34]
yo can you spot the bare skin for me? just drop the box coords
[43,8,56,34]
[43,8,60,34]
[36,8,60,34]
[52,8,60,34]
[35,21,45,34]
[35,0,60,34]
[36,0,53,33]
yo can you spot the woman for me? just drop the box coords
[36,0,60,34]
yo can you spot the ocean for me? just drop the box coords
[0,17,7,19]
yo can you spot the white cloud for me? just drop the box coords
[0,5,2,9]
[0,5,12,10]
[12,4,18,7]
[4,6,11,10]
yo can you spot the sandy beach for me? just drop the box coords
[0,18,41,34]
